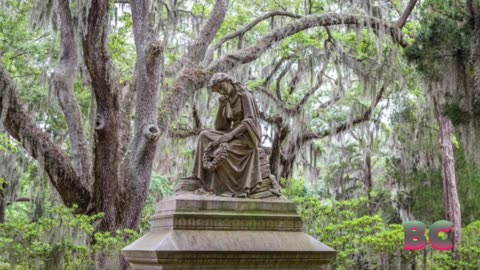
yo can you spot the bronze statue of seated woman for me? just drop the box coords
[177,73,281,198]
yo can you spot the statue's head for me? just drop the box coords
[208,73,236,96]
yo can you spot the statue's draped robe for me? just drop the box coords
[192,89,263,196]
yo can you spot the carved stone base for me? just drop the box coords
[122,194,336,269]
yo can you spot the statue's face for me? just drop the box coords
[212,82,232,96]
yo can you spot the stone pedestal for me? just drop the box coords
[122,194,335,269]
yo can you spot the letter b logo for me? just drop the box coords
[404,220,454,251]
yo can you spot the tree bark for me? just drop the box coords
[82,0,123,233]
[53,0,91,183]
[209,14,406,73]
[0,4,411,270]
[0,186,5,223]
[364,148,373,215]
[119,0,163,230]
[432,93,462,256]
[270,125,289,179]
[396,0,418,28]
[0,64,91,212]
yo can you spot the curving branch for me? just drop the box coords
[165,0,229,76]
[52,0,90,182]
[158,68,212,131]
[396,0,418,29]
[203,11,301,64]
[209,13,406,73]
[275,60,294,102]
[263,54,296,87]
[258,51,331,115]
[288,62,303,95]
[0,64,91,213]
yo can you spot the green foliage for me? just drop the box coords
[284,178,406,268]
[279,31,325,56]
[426,220,480,269]
[283,178,480,269]
[404,14,470,79]
[73,81,93,124]
[0,133,17,153]
[402,144,480,227]
[0,178,6,191]
[453,146,480,225]
[109,12,136,80]
[0,204,139,270]
[139,172,173,233]
[0,0,57,89]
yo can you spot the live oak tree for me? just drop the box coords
[4,0,478,269]
[0,2,422,268]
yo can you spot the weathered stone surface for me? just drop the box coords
[149,195,300,231]
[122,194,336,269]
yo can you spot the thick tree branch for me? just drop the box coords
[53,0,91,182]
[0,64,91,213]
[120,0,164,229]
[396,0,418,29]
[158,68,211,131]
[203,11,301,65]
[82,0,122,231]
[165,0,229,75]
[466,0,476,17]
[209,13,406,73]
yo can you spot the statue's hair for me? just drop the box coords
[208,72,248,93]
